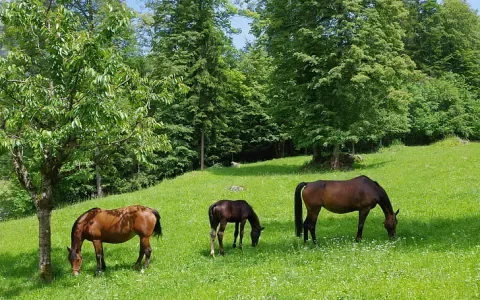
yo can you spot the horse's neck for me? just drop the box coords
[378,198,394,217]
[71,228,84,251]
[247,212,261,230]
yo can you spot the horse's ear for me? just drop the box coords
[67,246,71,252]
[261,227,265,231]
[395,209,400,216]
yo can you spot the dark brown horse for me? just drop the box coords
[295,175,398,243]
[208,200,264,257]
[67,205,162,276]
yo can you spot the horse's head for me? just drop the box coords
[67,247,83,276]
[251,226,265,247]
[384,209,399,239]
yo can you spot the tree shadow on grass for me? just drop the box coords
[352,160,393,172]
[208,164,309,177]
[0,245,148,297]
[208,159,394,177]
[258,214,480,254]
[0,247,70,298]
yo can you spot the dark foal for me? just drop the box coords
[208,200,264,256]
[295,175,399,243]
[67,205,162,276]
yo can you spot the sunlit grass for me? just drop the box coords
[1,138,480,299]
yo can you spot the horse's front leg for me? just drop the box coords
[239,220,246,249]
[136,236,152,269]
[356,209,370,242]
[232,222,239,248]
[217,221,227,256]
[92,240,105,275]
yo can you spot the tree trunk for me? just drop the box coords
[200,128,205,170]
[312,144,322,164]
[331,143,340,170]
[37,206,53,282]
[13,147,60,282]
[36,167,55,282]
[95,148,103,198]
[96,167,103,198]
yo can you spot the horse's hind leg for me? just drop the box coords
[210,222,219,257]
[135,236,152,269]
[304,209,320,244]
[217,221,227,256]
[232,222,239,248]
[355,209,370,242]
[138,237,152,268]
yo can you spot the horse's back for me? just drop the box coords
[303,176,381,213]
[210,200,251,223]
[84,205,157,242]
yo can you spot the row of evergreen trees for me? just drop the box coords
[1,0,480,217]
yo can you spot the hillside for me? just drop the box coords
[1,139,479,299]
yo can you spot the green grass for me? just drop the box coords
[1,138,480,299]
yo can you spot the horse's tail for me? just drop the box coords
[151,209,162,238]
[208,203,216,228]
[295,182,308,237]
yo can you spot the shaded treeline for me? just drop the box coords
[1,0,480,218]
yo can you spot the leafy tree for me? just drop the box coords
[0,0,175,281]
[231,45,284,159]
[261,0,415,168]
[407,73,480,143]
[403,0,480,88]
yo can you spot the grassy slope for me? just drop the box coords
[0,139,479,299]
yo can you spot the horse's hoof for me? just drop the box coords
[232,244,236,248]
[95,271,102,276]
[210,250,215,257]
[220,250,225,256]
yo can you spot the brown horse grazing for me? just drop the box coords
[67,205,162,276]
[208,200,264,257]
[295,175,399,243]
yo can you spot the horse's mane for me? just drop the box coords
[371,180,394,215]
[70,207,100,243]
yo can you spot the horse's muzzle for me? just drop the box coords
[72,270,80,277]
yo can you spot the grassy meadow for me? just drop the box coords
[1,138,480,299]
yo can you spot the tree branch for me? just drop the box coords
[96,118,143,147]
[11,146,37,199]
[0,85,24,106]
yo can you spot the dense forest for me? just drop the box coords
[1,0,480,214]
[0,0,479,280]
